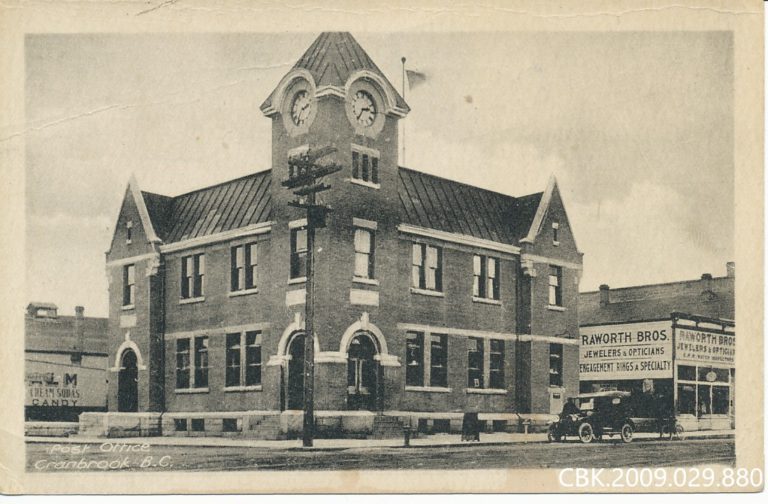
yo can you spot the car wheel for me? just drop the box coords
[620,423,634,443]
[578,423,594,444]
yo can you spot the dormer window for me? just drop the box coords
[126,220,133,244]
[552,222,560,246]
[350,145,380,188]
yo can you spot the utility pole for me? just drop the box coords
[282,146,342,448]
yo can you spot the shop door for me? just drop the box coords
[117,350,138,412]
[347,334,377,411]
[286,334,305,410]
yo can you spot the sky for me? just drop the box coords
[25,32,734,317]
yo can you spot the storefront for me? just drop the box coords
[579,312,734,431]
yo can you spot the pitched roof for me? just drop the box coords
[580,275,735,326]
[262,32,408,113]
[398,167,543,245]
[141,170,272,244]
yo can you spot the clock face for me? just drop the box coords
[351,90,377,127]
[290,90,312,126]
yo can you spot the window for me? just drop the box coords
[126,220,133,244]
[354,228,375,279]
[552,222,560,245]
[548,265,563,306]
[430,334,448,387]
[181,253,205,299]
[194,336,209,388]
[290,227,308,279]
[412,243,442,291]
[489,339,505,389]
[467,338,504,390]
[231,242,258,291]
[190,418,205,432]
[405,332,424,387]
[226,330,262,388]
[473,255,500,300]
[467,337,484,389]
[176,339,190,389]
[352,149,379,184]
[122,264,135,306]
[176,336,208,389]
[174,418,187,431]
[222,418,241,432]
[549,343,563,386]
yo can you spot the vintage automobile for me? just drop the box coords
[547,390,636,443]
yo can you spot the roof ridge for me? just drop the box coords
[581,275,733,294]
[398,166,534,202]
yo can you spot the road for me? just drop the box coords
[27,438,734,472]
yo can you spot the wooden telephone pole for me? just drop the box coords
[282,146,342,448]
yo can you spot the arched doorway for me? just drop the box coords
[286,333,305,410]
[347,333,379,411]
[117,349,138,412]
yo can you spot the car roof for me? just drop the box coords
[575,391,632,399]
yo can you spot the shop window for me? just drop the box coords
[290,227,308,279]
[194,336,209,388]
[405,332,424,387]
[231,242,258,291]
[473,255,500,300]
[677,384,696,415]
[181,253,205,299]
[549,343,563,386]
[430,334,448,388]
[548,266,563,306]
[226,330,262,387]
[678,365,696,381]
[122,264,135,306]
[190,419,205,432]
[354,228,375,279]
[698,366,729,383]
[175,339,191,389]
[412,243,442,291]
[712,386,730,415]
[467,337,484,389]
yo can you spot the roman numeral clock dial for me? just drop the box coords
[351,90,376,127]
[291,90,312,126]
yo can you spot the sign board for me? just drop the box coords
[25,357,107,408]
[580,320,673,380]
[674,327,735,366]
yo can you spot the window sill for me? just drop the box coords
[229,288,259,298]
[224,385,263,392]
[121,304,135,311]
[180,296,205,305]
[405,386,452,393]
[288,277,307,285]
[410,287,444,298]
[553,241,560,247]
[175,388,209,394]
[465,388,508,395]
[353,276,379,286]
[547,305,566,312]
[347,178,381,190]
[472,296,501,306]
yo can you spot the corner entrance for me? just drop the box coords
[286,333,305,410]
[117,349,138,412]
[346,333,378,411]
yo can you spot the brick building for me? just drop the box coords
[579,264,735,431]
[85,32,583,438]
[25,303,108,422]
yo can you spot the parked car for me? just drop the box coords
[547,390,636,443]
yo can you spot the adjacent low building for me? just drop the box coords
[579,264,735,431]
[25,302,108,422]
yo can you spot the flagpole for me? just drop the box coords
[401,56,406,166]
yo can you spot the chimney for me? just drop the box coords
[701,273,713,280]
[599,284,610,307]
[72,306,85,364]
[726,262,735,278]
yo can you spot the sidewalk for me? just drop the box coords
[25,429,734,451]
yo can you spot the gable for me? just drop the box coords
[521,177,580,259]
[106,185,156,260]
